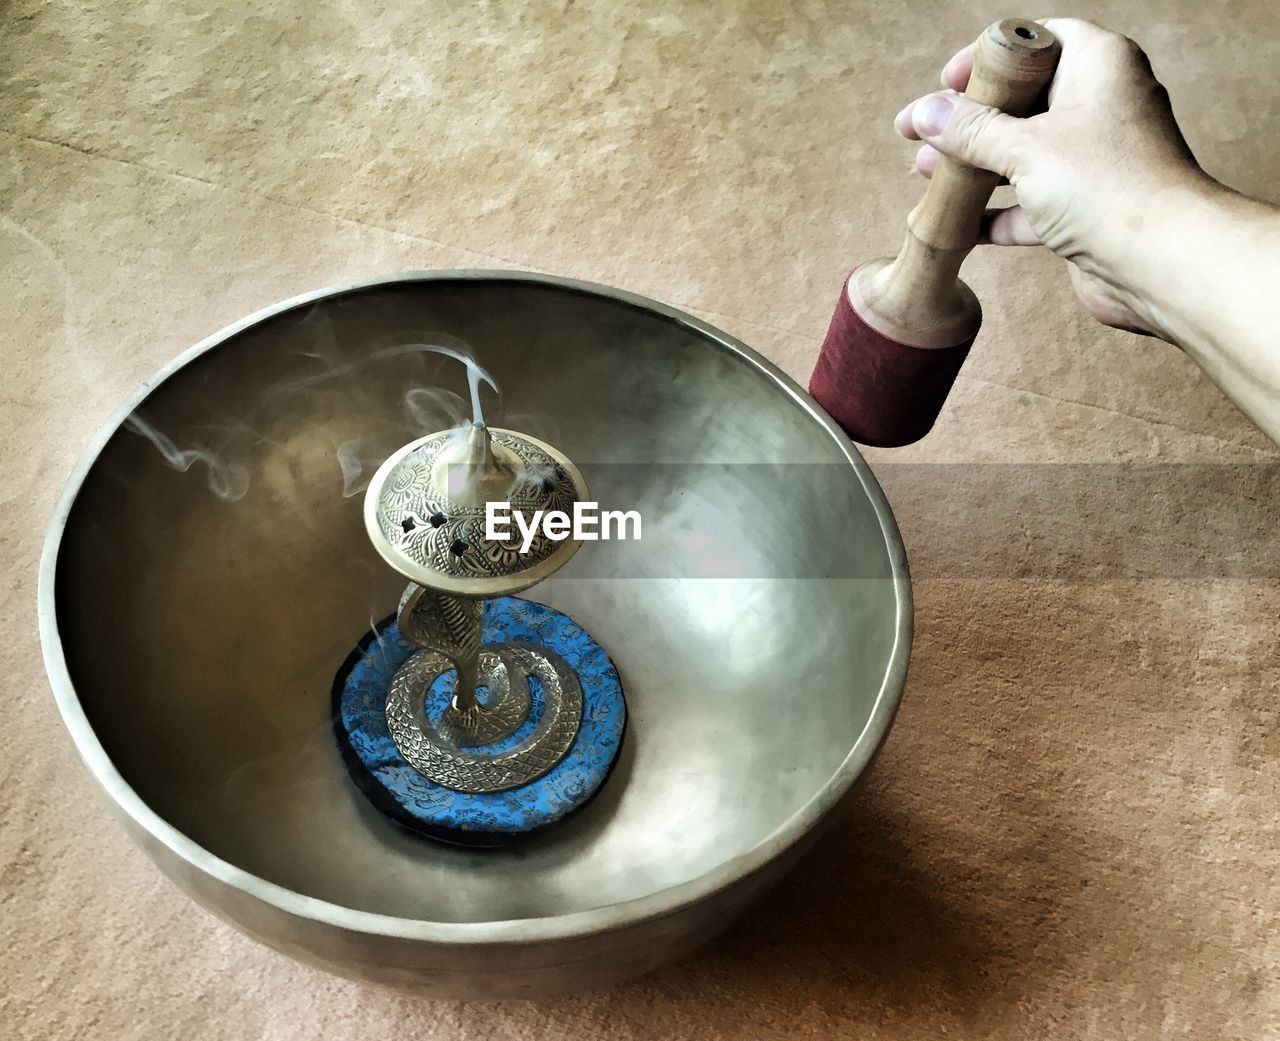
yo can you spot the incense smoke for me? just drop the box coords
[322,340,502,497]
[123,413,250,502]
[412,344,499,427]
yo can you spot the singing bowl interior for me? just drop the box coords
[41,272,910,988]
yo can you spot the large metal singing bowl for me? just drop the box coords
[38,271,911,997]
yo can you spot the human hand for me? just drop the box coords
[894,18,1212,337]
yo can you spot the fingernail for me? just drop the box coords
[916,94,954,137]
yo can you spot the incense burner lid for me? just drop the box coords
[364,423,588,597]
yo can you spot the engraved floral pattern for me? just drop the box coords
[374,429,580,580]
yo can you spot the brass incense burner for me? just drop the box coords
[363,418,591,794]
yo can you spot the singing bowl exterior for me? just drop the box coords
[38,271,912,997]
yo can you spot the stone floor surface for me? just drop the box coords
[2,2,1277,1039]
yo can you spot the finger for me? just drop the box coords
[910,90,1031,179]
[979,205,1041,246]
[895,100,921,140]
[1033,19,1105,109]
[941,45,974,92]
[917,146,1011,184]
[915,143,939,179]
[1036,17,1109,49]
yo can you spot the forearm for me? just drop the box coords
[1123,180,1280,442]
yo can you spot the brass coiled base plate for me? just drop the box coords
[384,642,583,794]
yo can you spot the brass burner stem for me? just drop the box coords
[397,585,484,714]
[452,641,482,713]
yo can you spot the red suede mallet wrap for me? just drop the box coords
[809,274,974,447]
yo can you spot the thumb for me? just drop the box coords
[911,91,1031,180]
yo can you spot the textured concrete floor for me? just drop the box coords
[3,1,1278,1039]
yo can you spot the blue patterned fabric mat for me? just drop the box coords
[334,596,625,843]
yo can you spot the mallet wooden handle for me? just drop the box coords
[851,19,1061,348]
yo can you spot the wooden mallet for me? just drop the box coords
[809,19,1061,447]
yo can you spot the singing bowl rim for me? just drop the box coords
[37,269,913,947]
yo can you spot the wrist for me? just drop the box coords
[1104,174,1233,345]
